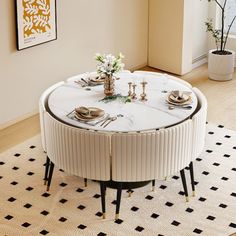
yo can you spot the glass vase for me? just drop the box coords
[104,75,115,96]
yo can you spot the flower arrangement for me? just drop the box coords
[95,53,125,76]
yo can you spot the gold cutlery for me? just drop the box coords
[103,117,117,128]
[100,115,111,126]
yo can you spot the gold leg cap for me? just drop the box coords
[102,213,106,219]
[46,186,50,191]
[115,214,119,220]
[164,177,167,181]
[152,186,155,192]
[192,191,196,197]
[128,192,132,197]
[186,196,189,202]
[84,180,87,187]
[44,180,47,185]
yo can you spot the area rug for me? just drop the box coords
[0,123,235,236]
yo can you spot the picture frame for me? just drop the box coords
[15,0,57,50]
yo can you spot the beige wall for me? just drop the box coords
[148,0,193,75]
[192,0,208,62]
[0,0,148,127]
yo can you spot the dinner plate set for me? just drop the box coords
[74,106,105,121]
[166,90,192,106]
[76,74,105,87]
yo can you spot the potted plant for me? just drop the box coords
[206,0,236,81]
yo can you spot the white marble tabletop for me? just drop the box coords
[47,72,198,132]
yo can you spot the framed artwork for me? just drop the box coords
[15,0,57,50]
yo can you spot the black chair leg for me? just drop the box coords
[115,182,123,220]
[152,179,155,191]
[44,156,50,185]
[84,178,87,187]
[46,162,54,191]
[189,161,195,197]
[100,181,106,219]
[180,169,189,202]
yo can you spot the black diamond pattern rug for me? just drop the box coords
[0,123,235,236]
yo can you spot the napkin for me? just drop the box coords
[167,90,192,105]
[171,90,191,99]
[67,107,107,126]
[75,106,105,120]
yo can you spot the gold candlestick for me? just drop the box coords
[131,83,137,99]
[140,81,147,101]
[128,82,132,96]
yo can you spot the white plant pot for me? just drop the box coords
[208,49,235,81]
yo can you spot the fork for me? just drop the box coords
[103,117,117,128]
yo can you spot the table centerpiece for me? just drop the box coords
[95,53,124,96]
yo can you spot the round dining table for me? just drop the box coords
[47,72,198,133]
[43,71,203,219]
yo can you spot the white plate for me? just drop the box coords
[74,113,105,121]
[168,94,190,103]
[166,97,192,106]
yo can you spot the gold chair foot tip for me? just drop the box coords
[115,214,119,220]
[186,196,189,202]
[102,213,106,219]
[46,186,50,191]
[128,193,132,197]
[192,191,196,197]
[152,187,155,191]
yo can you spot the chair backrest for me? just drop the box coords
[39,81,65,152]
[191,87,207,160]
[67,70,131,83]
[66,74,81,83]
[133,70,163,77]
[111,119,193,182]
[44,112,111,181]
[133,71,192,88]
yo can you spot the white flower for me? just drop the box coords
[95,53,125,76]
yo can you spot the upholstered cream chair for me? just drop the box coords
[133,70,163,77]
[189,87,207,196]
[44,111,111,219]
[39,81,65,152]
[66,70,131,83]
[39,82,65,184]
[110,119,193,219]
[133,70,192,88]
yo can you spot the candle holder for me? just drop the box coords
[140,81,147,101]
[131,83,137,99]
[128,82,132,97]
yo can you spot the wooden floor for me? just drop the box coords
[0,64,236,153]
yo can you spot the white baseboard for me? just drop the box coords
[192,54,236,68]
[192,54,207,69]
[0,110,38,130]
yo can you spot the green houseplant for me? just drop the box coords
[205,0,236,80]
